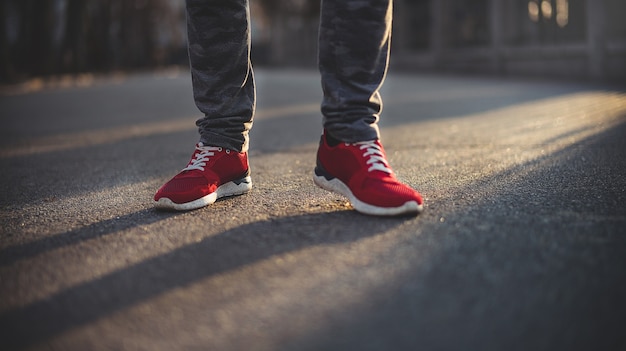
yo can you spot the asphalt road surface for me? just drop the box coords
[1,69,625,351]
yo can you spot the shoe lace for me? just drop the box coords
[354,141,393,174]
[182,143,222,172]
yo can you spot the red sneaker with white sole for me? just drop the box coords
[314,132,424,216]
[154,142,251,211]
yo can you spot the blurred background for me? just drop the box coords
[1,0,625,84]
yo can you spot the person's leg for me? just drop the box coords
[154,0,253,211]
[318,0,392,143]
[315,0,424,216]
[187,0,255,152]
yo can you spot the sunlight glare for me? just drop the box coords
[528,1,540,22]
[556,0,569,27]
[541,0,553,19]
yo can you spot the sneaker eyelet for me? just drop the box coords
[218,147,223,152]
[226,149,230,154]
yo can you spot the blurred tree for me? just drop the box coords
[60,0,88,73]
[1,0,56,80]
[0,0,322,83]
[1,0,186,83]
[0,2,9,81]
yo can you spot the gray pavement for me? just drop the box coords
[1,69,625,351]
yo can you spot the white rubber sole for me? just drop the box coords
[154,176,252,211]
[313,173,423,216]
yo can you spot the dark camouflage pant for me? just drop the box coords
[186,0,392,152]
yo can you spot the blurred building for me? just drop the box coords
[2,0,624,82]
[256,0,625,81]
[392,0,626,81]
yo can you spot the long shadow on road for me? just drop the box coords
[0,208,177,267]
[2,72,626,350]
[2,111,624,351]
[0,209,410,350]
[281,115,626,351]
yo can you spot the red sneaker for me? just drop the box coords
[154,142,251,211]
[314,132,424,216]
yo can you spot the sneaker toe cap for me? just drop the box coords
[355,177,423,207]
[154,176,217,204]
